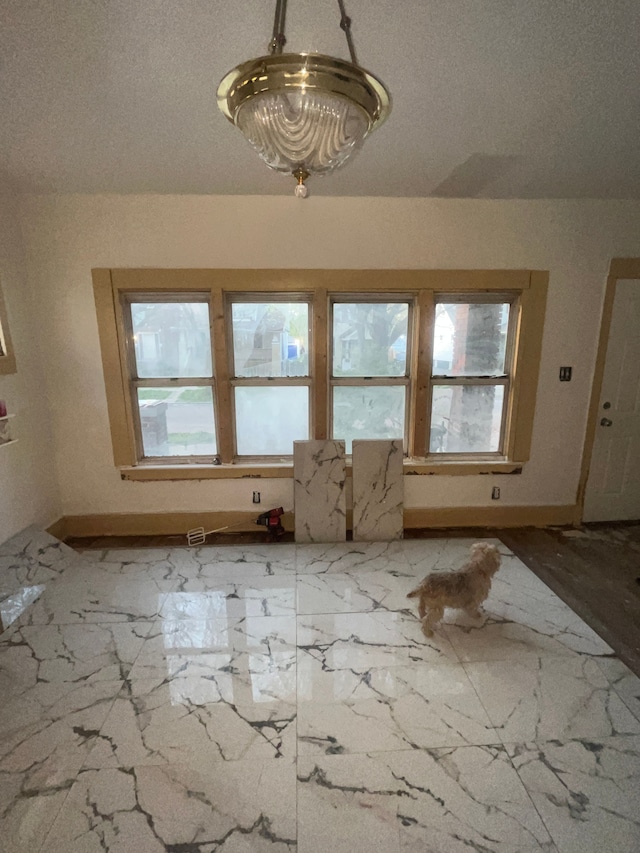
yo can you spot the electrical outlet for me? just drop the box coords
[559,366,572,381]
[252,491,261,504]
[491,487,500,500]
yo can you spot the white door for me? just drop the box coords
[583,280,640,522]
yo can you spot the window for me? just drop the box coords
[429,296,516,455]
[331,298,411,453]
[94,269,547,475]
[0,277,17,376]
[123,294,217,461]
[229,297,311,457]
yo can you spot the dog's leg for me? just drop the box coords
[464,605,483,620]
[421,604,444,638]
[417,593,428,620]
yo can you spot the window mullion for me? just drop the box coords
[133,377,213,388]
[413,289,434,456]
[313,288,328,439]
[211,288,234,464]
[431,375,509,386]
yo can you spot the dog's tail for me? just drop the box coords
[406,587,420,599]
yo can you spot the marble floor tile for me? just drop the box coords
[130,644,297,701]
[85,677,297,768]
[297,570,415,615]
[13,576,171,626]
[295,540,411,575]
[297,610,460,668]
[0,525,79,594]
[399,536,512,575]
[298,660,499,753]
[183,542,298,580]
[0,622,154,693]
[0,679,123,815]
[482,577,614,657]
[298,745,552,853]
[444,619,604,663]
[1,531,636,852]
[130,614,297,680]
[507,737,640,853]
[595,657,640,721]
[75,547,187,583]
[163,576,297,618]
[43,758,297,852]
[0,769,74,853]
[464,655,640,743]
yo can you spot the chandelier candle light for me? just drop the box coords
[217,0,391,197]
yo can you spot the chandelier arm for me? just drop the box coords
[269,0,288,55]
[336,0,358,66]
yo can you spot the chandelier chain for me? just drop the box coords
[336,0,358,65]
[269,0,288,55]
[269,0,359,65]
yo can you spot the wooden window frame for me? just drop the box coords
[120,291,218,463]
[427,292,520,458]
[93,269,548,479]
[0,277,17,376]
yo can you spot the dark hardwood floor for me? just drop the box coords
[66,522,640,677]
[499,523,640,677]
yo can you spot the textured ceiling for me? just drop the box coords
[1,0,639,198]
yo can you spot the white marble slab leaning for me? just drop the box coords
[352,439,404,541]
[0,525,79,631]
[294,440,346,543]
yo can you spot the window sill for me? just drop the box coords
[120,459,523,481]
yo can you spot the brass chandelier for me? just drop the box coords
[217,0,391,197]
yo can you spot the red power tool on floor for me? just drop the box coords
[255,507,286,541]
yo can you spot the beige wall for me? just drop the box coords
[0,193,60,543]
[17,194,640,520]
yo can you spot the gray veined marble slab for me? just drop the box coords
[297,660,499,753]
[85,677,297,768]
[297,746,553,853]
[297,569,416,616]
[0,525,80,631]
[596,657,640,722]
[13,575,171,626]
[0,525,79,592]
[0,621,154,692]
[42,758,297,853]
[294,439,346,543]
[161,576,297,618]
[507,737,640,853]
[352,439,404,541]
[295,540,412,576]
[464,655,640,744]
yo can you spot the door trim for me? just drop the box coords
[576,258,640,522]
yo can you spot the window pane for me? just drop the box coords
[430,385,505,453]
[235,386,309,455]
[131,302,212,378]
[433,303,509,376]
[232,303,309,378]
[333,303,409,377]
[333,386,405,454]
[137,387,216,457]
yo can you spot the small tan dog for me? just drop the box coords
[407,543,501,637]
